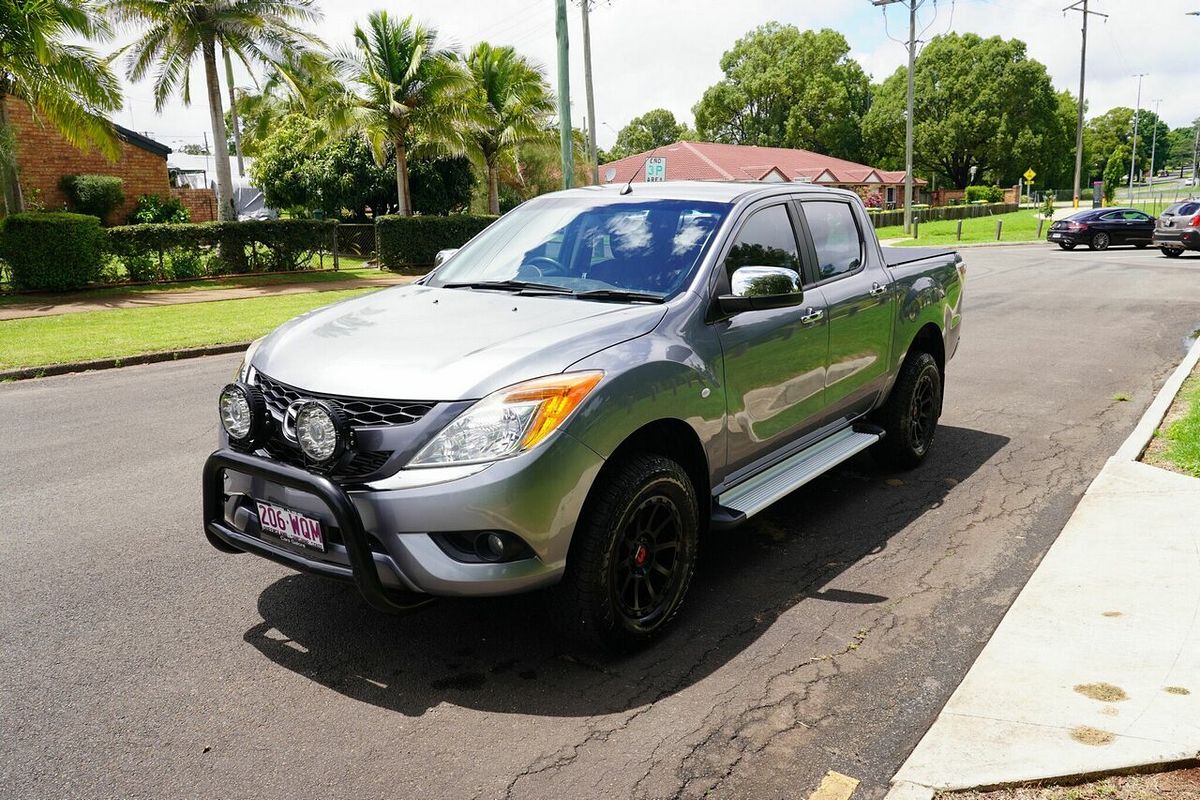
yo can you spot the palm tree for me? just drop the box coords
[465,43,554,215]
[103,0,321,221]
[336,12,472,217]
[234,49,349,154]
[0,0,122,214]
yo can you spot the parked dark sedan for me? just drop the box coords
[1047,207,1155,251]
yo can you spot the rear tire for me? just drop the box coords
[1162,248,1182,258]
[1089,231,1111,251]
[1058,241,1076,251]
[547,454,699,654]
[873,351,943,470]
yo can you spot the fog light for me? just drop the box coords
[219,382,266,448]
[478,532,508,562]
[295,400,349,464]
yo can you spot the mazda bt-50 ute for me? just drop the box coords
[203,181,964,652]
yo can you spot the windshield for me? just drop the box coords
[427,197,729,299]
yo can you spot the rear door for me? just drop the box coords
[795,196,894,422]
[714,201,831,476]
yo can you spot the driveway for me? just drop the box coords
[3,246,1200,800]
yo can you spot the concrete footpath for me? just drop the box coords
[888,338,1200,798]
[0,273,412,321]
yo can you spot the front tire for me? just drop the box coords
[1089,231,1111,251]
[874,351,943,469]
[547,454,699,654]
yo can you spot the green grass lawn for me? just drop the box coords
[0,257,380,307]
[0,286,381,372]
[1148,370,1200,478]
[876,210,1049,246]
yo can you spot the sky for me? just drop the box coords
[113,0,1200,156]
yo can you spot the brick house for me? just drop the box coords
[2,97,216,223]
[601,141,927,208]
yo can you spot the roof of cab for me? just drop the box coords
[548,179,858,205]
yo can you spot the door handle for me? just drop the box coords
[799,308,824,325]
[869,282,888,297]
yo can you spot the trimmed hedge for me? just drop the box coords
[60,174,125,222]
[0,212,107,291]
[964,185,1006,204]
[107,219,336,280]
[376,214,497,271]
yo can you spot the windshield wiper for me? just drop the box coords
[441,279,573,294]
[570,289,666,304]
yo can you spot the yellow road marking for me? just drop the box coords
[808,770,860,800]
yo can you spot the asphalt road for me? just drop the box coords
[4,245,1200,800]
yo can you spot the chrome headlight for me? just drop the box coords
[235,337,266,382]
[295,400,349,464]
[410,371,603,467]
[219,382,267,448]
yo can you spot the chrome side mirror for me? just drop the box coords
[718,266,804,315]
[433,248,459,267]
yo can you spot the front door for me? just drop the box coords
[714,202,830,477]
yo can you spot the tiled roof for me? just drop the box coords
[600,141,925,187]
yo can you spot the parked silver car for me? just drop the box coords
[1153,200,1200,257]
[203,182,964,651]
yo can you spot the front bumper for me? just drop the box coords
[203,431,605,607]
[1153,230,1200,251]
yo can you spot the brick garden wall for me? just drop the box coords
[3,97,171,225]
[171,187,217,223]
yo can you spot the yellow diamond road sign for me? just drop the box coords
[1023,168,1037,181]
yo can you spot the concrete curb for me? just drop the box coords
[885,336,1200,799]
[0,342,250,382]
[1114,335,1200,461]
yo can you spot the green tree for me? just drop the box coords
[104,0,321,221]
[692,24,870,160]
[0,0,122,214]
[1084,107,1170,183]
[1167,122,1198,174]
[862,33,1067,188]
[609,108,692,160]
[1103,145,1128,204]
[336,12,473,217]
[464,42,553,215]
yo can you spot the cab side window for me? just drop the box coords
[802,201,862,280]
[724,205,801,282]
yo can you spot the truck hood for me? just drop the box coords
[252,284,667,400]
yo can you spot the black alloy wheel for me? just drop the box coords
[611,495,684,628]
[1090,231,1111,251]
[1058,241,1076,250]
[873,350,943,469]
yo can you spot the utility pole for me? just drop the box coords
[223,47,245,179]
[555,0,574,190]
[1064,0,1106,208]
[1129,73,1146,204]
[580,1,599,185]
[872,0,920,234]
[1148,99,1161,190]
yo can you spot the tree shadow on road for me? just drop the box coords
[244,424,1008,718]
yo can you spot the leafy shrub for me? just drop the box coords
[0,212,107,291]
[106,219,334,279]
[863,192,883,209]
[59,175,125,222]
[123,252,160,282]
[376,214,497,271]
[129,193,191,224]
[1040,196,1056,218]
[964,185,1005,204]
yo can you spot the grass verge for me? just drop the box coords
[0,257,378,307]
[0,287,380,371]
[1143,364,1200,477]
[938,767,1200,799]
[876,210,1049,246]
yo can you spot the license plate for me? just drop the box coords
[256,500,325,551]
[1049,233,1060,239]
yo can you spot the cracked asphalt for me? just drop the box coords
[4,246,1200,800]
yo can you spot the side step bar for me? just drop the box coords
[715,426,882,523]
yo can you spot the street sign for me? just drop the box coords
[645,157,666,182]
[1023,168,1037,182]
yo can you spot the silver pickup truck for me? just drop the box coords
[204,181,964,652]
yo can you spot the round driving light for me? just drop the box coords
[295,400,348,463]
[219,382,266,447]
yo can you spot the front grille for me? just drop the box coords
[261,438,392,481]
[254,373,435,427]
